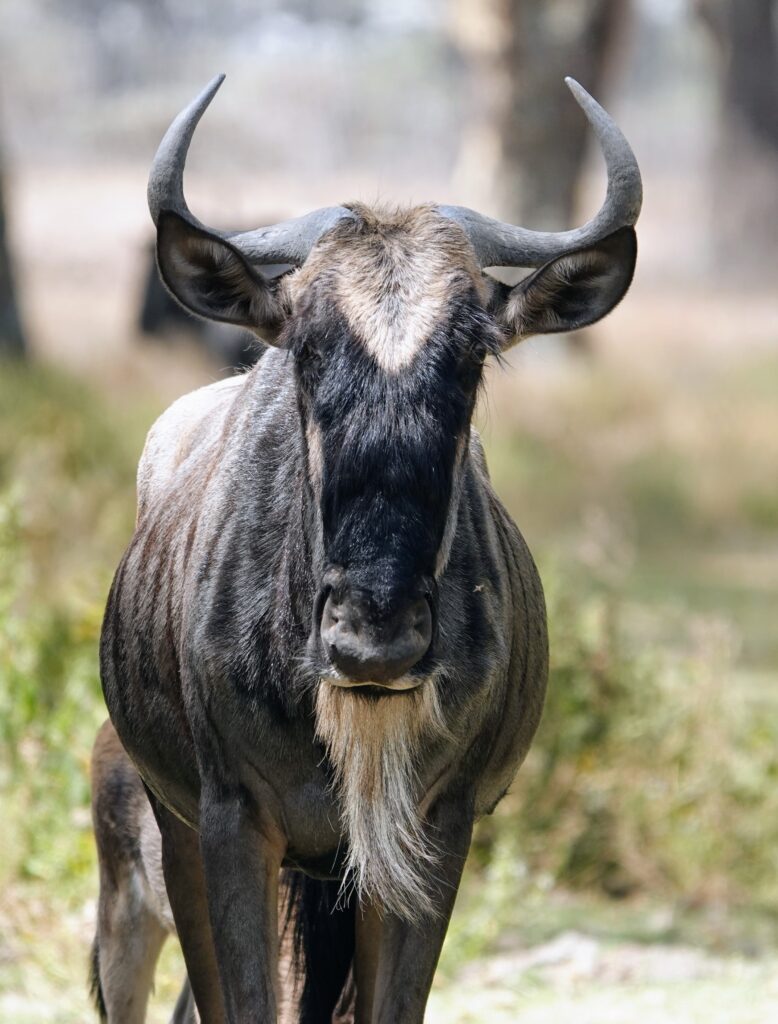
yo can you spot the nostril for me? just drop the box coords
[321,591,344,631]
[410,599,432,636]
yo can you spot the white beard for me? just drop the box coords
[315,680,449,922]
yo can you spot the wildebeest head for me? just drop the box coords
[150,75,641,693]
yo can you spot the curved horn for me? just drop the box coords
[147,75,352,265]
[147,74,224,229]
[438,78,642,268]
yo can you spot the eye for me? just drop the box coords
[457,346,486,389]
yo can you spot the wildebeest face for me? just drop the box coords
[285,206,501,686]
[156,198,637,685]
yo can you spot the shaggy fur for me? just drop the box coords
[288,204,487,373]
[315,679,451,921]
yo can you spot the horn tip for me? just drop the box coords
[564,77,591,106]
[205,72,226,97]
[192,74,226,109]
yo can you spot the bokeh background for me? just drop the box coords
[2,1,778,1021]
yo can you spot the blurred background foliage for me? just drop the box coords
[1,0,778,1021]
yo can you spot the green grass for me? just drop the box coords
[0,361,146,893]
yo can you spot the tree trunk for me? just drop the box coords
[450,0,626,356]
[498,0,625,228]
[451,0,626,229]
[698,0,778,281]
[0,144,26,358]
[725,0,778,149]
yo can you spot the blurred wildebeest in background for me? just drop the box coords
[137,239,290,369]
[90,719,197,1023]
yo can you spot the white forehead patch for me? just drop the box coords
[336,240,461,373]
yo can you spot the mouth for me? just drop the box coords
[322,674,422,693]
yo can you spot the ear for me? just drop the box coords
[156,211,289,342]
[494,227,637,347]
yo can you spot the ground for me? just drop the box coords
[431,937,778,1024]
[3,884,778,1022]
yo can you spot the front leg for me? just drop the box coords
[199,782,285,1023]
[358,791,474,1024]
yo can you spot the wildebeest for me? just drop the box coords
[96,74,641,1022]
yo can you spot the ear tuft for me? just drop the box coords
[499,227,637,346]
[156,211,288,340]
